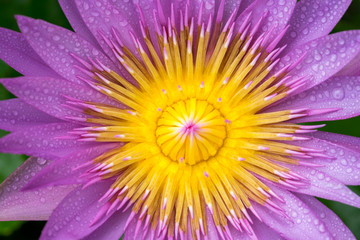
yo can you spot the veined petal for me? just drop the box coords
[290,134,360,185]
[0,123,92,159]
[40,180,115,240]
[58,0,100,47]
[252,219,285,240]
[237,0,255,14]
[253,187,333,240]
[221,0,243,20]
[74,0,140,57]
[297,194,356,240]
[289,165,360,208]
[0,99,59,132]
[0,157,74,221]
[336,53,360,76]
[0,76,123,120]
[271,76,360,122]
[192,0,215,24]
[16,16,119,86]
[237,0,296,41]
[24,144,121,190]
[0,27,60,78]
[277,30,360,92]
[82,209,132,240]
[280,0,352,50]
[310,131,360,153]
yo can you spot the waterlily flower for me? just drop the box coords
[0,0,360,239]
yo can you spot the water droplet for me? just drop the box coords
[40,197,46,203]
[317,173,324,180]
[332,88,345,100]
[37,158,47,165]
[318,224,325,232]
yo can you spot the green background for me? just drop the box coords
[0,0,360,239]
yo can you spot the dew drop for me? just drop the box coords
[52,35,60,41]
[37,158,47,165]
[318,224,325,233]
[332,88,345,100]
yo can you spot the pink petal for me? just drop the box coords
[290,132,360,185]
[253,187,333,240]
[237,0,296,41]
[297,194,356,240]
[252,219,285,240]
[0,76,124,120]
[74,0,140,56]
[277,30,360,93]
[310,131,360,153]
[40,180,114,240]
[222,0,243,21]
[237,0,254,15]
[0,157,74,221]
[0,122,92,159]
[192,0,216,24]
[0,27,60,78]
[271,76,360,122]
[336,53,360,76]
[288,165,360,208]
[0,99,59,132]
[16,16,119,86]
[280,0,352,50]
[82,210,132,240]
[58,0,100,47]
[24,143,120,190]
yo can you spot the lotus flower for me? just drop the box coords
[0,0,360,239]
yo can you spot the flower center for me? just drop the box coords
[156,99,226,165]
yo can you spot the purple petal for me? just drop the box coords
[280,0,352,50]
[237,0,254,14]
[122,217,136,240]
[24,143,120,190]
[238,0,296,41]
[206,209,220,240]
[0,122,93,159]
[288,165,360,208]
[253,187,333,240]
[0,76,124,120]
[0,99,59,132]
[222,0,243,21]
[270,76,360,122]
[296,194,356,240]
[82,210,131,240]
[0,27,60,78]
[336,53,360,76]
[74,0,139,56]
[74,0,140,85]
[192,0,215,24]
[16,16,118,85]
[252,219,285,240]
[0,157,74,221]
[290,134,360,185]
[310,131,360,153]
[58,0,100,47]
[277,30,360,92]
[40,180,114,240]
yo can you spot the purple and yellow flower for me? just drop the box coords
[1,0,360,239]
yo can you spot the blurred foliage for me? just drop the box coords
[0,0,360,239]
